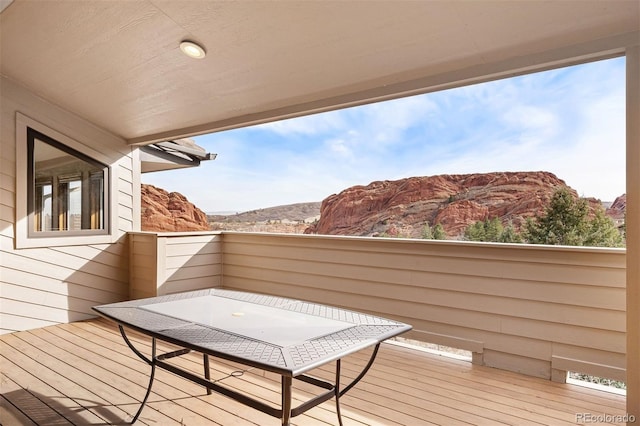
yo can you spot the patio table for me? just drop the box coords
[92,288,412,425]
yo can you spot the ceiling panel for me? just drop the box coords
[1,0,638,144]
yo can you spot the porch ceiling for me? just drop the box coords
[1,0,638,145]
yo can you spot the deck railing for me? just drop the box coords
[128,231,626,384]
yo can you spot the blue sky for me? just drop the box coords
[143,57,626,213]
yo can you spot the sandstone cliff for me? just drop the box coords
[305,171,578,238]
[607,194,626,221]
[141,184,210,232]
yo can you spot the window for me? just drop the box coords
[27,128,108,236]
[16,114,117,248]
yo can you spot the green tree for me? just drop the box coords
[464,217,504,242]
[524,188,623,247]
[465,218,525,243]
[584,208,624,247]
[464,221,485,241]
[485,217,503,242]
[422,222,447,240]
[421,223,433,239]
[432,223,447,240]
[524,188,588,245]
[499,222,523,243]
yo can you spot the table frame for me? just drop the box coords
[93,289,411,425]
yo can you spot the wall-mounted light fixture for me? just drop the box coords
[180,40,206,59]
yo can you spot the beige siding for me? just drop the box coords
[128,233,161,300]
[0,77,131,334]
[221,232,626,382]
[128,232,223,299]
[117,164,136,232]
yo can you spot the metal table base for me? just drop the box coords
[119,325,381,425]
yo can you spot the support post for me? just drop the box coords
[626,44,640,421]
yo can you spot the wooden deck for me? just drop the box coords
[0,318,627,426]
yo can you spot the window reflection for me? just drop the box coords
[29,130,107,233]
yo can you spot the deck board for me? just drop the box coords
[0,318,627,425]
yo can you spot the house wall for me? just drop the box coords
[128,232,222,299]
[0,77,134,334]
[220,232,626,382]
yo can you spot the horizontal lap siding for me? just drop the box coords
[128,233,160,300]
[163,235,222,294]
[0,77,130,334]
[221,232,626,381]
[128,233,223,298]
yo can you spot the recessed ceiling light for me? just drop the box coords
[180,41,206,59]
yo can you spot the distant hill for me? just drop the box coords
[208,202,321,233]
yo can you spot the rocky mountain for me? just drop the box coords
[141,174,625,237]
[607,194,626,219]
[141,184,210,232]
[606,194,626,229]
[304,171,600,238]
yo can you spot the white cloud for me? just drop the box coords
[142,57,626,212]
[256,109,346,136]
[502,105,559,137]
[559,88,625,200]
[325,137,353,158]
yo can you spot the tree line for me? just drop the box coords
[423,188,624,247]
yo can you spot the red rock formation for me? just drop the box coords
[434,200,489,234]
[607,194,626,220]
[141,184,210,232]
[305,171,574,238]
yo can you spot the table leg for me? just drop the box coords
[340,343,380,397]
[334,359,344,426]
[131,359,156,424]
[118,326,157,424]
[281,376,292,426]
[203,354,212,395]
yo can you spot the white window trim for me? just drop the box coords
[15,113,119,248]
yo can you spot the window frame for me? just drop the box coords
[16,114,119,249]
